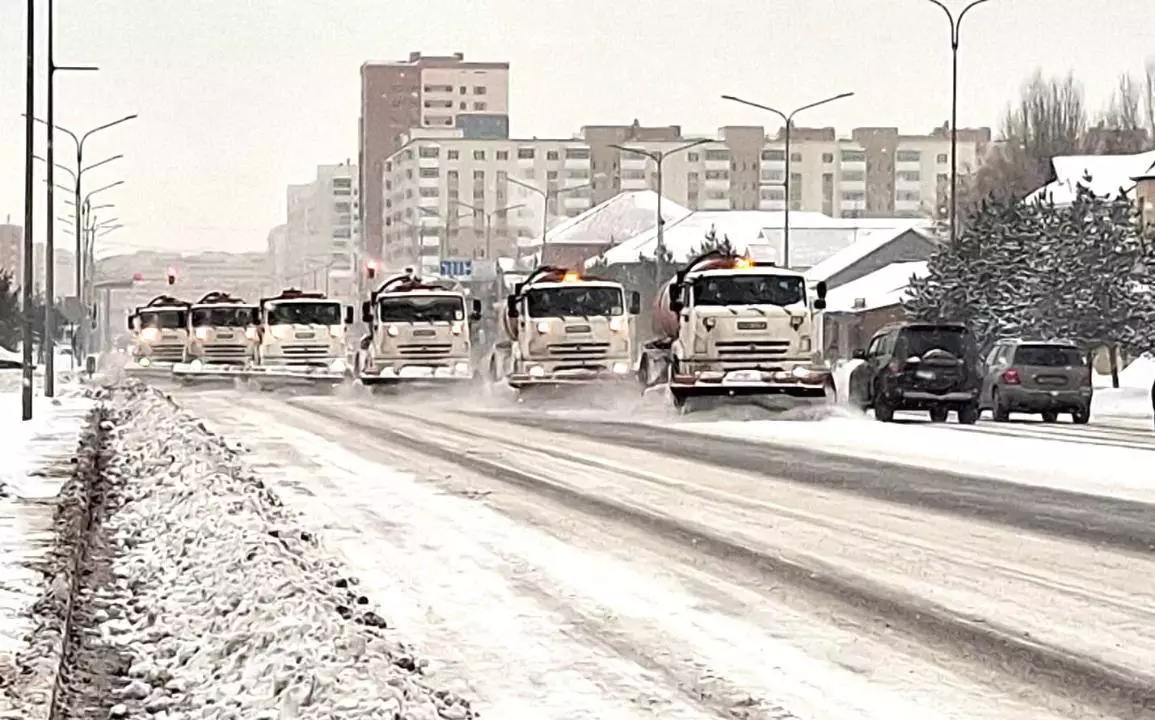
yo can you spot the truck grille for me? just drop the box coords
[714,340,789,357]
[548,342,610,358]
[151,344,184,361]
[203,344,248,362]
[398,343,452,358]
[283,344,330,359]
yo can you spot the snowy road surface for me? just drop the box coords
[171,387,1153,720]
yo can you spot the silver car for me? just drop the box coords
[979,340,1092,424]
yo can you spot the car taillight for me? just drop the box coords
[1001,368,1021,384]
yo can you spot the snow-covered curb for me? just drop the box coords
[81,382,475,718]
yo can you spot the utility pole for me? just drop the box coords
[721,92,854,267]
[507,176,600,265]
[22,0,35,420]
[610,140,710,283]
[44,0,99,396]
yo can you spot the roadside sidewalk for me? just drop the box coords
[0,381,93,711]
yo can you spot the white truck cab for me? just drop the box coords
[127,295,191,370]
[255,288,353,378]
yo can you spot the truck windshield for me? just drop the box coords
[693,274,805,307]
[526,286,623,317]
[137,309,187,329]
[265,301,342,325]
[191,306,256,327]
[378,296,463,323]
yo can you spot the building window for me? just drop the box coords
[565,168,589,179]
[459,102,467,110]
[622,169,646,180]
[517,147,535,160]
[841,169,865,182]
[496,150,509,161]
[706,190,727,200]
[473,170,485,181]
[419,187,439,198]
[448,170,459,181]
[687,172,699,181]
[822,153,834,163]
[497,170,508,184]
[790,153,802,162]
[704,170,729,180]
[334,202,351,213]
[841,150,866,163]
[896,150,921,163]
[447,149,459,160]
[547,170,559,180]
[760,187,785,200]
[547,150,560,161]
[333,227,351,238]
[423,84,453,93]
[564,147,590,160]
[704,149,729,161]
[522,168,535,179]
[473,149,486,161]
[332,177,352,189]
[761,149,785,162]
[419,167,439,179]
[459,86,467,94]
[936,173,948,186]
[474,102,487,111]
[937,153,949,164]
[426,115,452,126]
[761,169,784,182]
[418,146,440,159]
[841,190,866,201]
[897,170,921,182]
[687,152,700,163]
[474,86,487,95]
[896,190,921,202]
[423,99,453,109]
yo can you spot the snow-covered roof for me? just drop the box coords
[522,190,692,249]
[804,226,933,283]
[759,218,930,270]
[824,261,928,313]
[1029,150,1155,205]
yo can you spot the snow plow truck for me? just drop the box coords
[171,291,260,383]
[636,249,833,411]
[355,268,482,386]
[125,294,191,376]
[486,265,640,393]
[244,288,354,387]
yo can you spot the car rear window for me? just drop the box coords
[901,326,970,357]
[1013,345,1084,367]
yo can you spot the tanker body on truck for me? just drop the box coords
[356,269,481,385]
[489,266,641,391]
[638,250,832,410]
[251,288,353,383]
[126,295,191,374]
[172,291,259,381]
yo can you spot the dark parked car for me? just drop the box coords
[978,339,1092,423]
[848,321,983,424]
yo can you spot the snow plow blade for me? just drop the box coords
[237,365,349,387]
[171,362,252,384]
[123,361,180,380]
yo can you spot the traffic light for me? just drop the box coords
[165,267,177,285]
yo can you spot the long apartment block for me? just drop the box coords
[380,122,992,266]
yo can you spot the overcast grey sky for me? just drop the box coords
[1,0,1151,256]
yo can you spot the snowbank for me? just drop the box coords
[63,383,476,719]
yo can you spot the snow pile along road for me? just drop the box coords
[60,383,477,719]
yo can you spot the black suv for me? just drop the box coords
[848,321,983,424]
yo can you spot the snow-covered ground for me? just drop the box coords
[172,389,1137,719]
[38,384,475,719]
[0,380,93,711]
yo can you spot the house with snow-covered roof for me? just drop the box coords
[804,225,938,289]
[819,261,931,359]
[1028,149,1155,206]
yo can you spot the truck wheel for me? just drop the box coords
[957,402,979,425]
[1041,410,1059,423]
[874,397,895,422]
[992,389,1010,422]
[1071,405,1090,425]
[929,406,949,423]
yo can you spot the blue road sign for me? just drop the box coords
[440,259,473,277]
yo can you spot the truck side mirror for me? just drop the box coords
[852,348,867,360]
[506,295,519,318]
[668,285,684,314]
[344,306,354,325]
[85,354,96,376]
[127,317,134,331]
[470,298,482,321]
[816,281,828,299]
[628,291,641,315]
[813,298,827,310]
[361,300,373,324]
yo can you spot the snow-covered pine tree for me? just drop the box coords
[694,225,736,256]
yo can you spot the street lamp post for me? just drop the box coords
[507,176,600,264]
[918,0,993,244]
[77,181,125,352]
[608,140,711,283]
[453,200,527,260]
[721,92,854,267]
[21,0,34,419]
[43,0,98,396]
[414,207,472,270]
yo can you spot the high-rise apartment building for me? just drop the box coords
[359,51,510,265]
[380,122,992,268]
[281,163,360,301]
[0,222,22,278]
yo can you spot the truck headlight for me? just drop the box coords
[140,328,160,343]
[329,358,347,373]
[189,358,204,371]
[271,325,292,340]
[386,325,400,337]
[536,320,550,333]
[454,361,470,375]
[451,322,463,335]
[195,327,210,341]
[137,356,151,367]
[612,362,629,374]
[799,335,811,352]
[245,327,258,341]
[609,317,624,332]
[529,365,546,377]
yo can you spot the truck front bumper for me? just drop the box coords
[509,362,633,388]
[670,366,833,398]
[359,358,474,385]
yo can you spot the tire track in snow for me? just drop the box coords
[290,399,1155,720]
